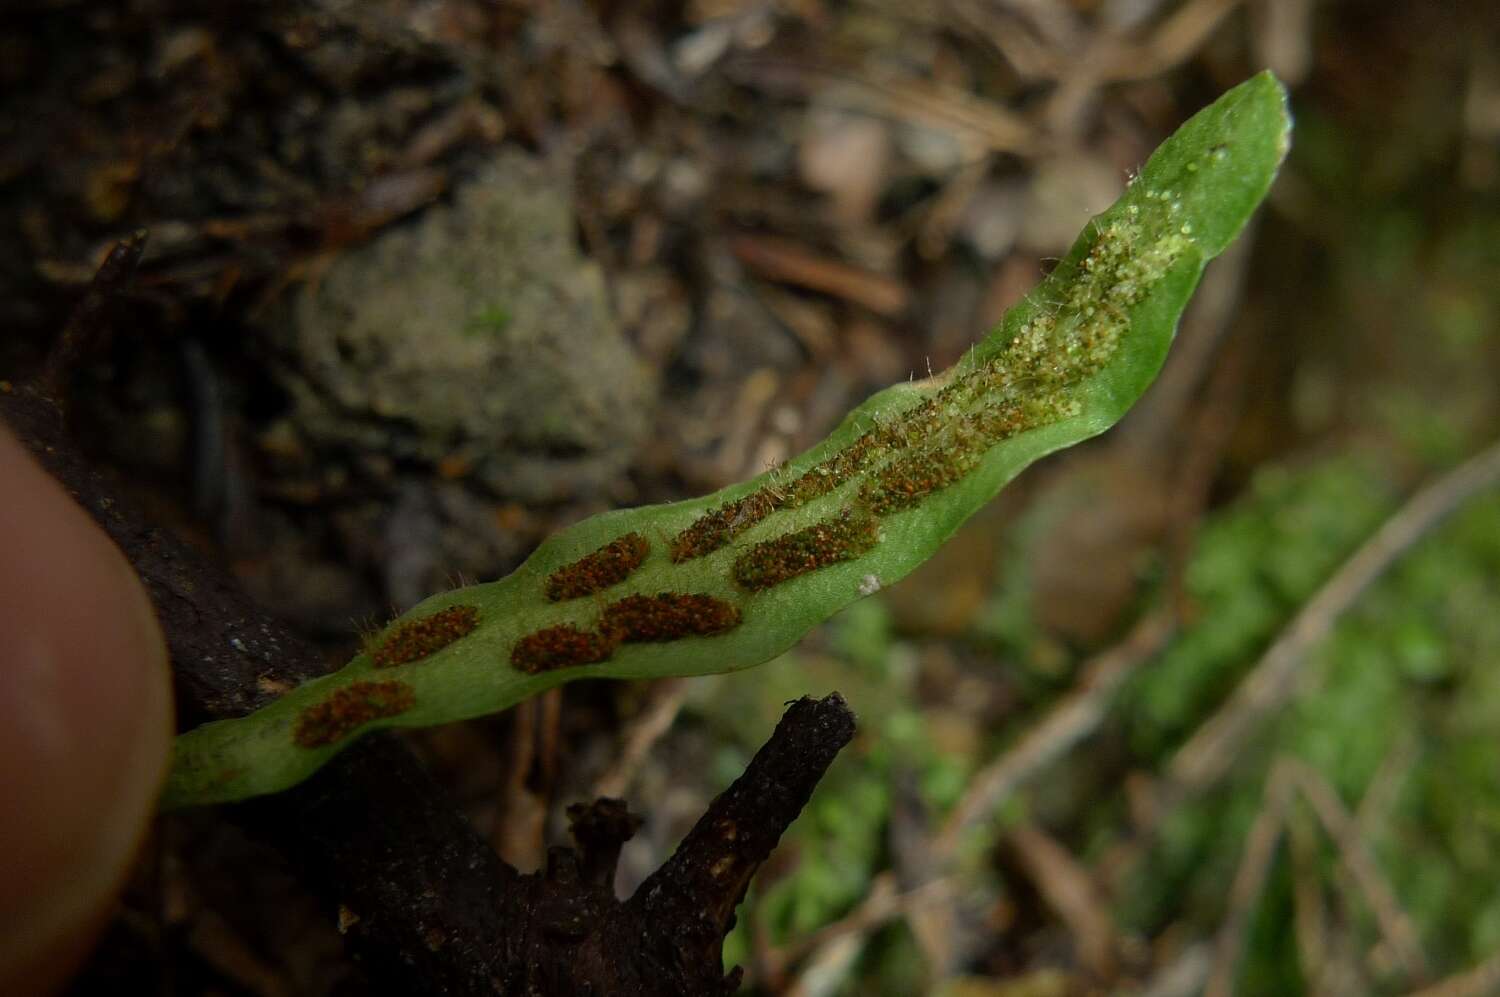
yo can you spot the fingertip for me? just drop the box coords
[0,426,173,993]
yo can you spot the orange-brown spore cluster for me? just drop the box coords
[732,508,881,591]
[863,449,972,514]
[509,592,742,673]
[545,533,650,601]
[294,680,416,747]
[602,592,743,641]
[668,401,951,563]
[371,604,480,667]
[510,624,617,674]
[668,491,777,562]
[862,400,1034,513]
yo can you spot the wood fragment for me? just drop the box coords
[42,230,146,402]
[729,234,910,317]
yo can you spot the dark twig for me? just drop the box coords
[567,798,644,888]
[236,736,522,995]
[604,693,858,993]
[41,230,147,402]
[480,695,856,995]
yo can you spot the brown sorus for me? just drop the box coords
[731,508,881,591]
[545,532,650,601]
[371,604,480,667]
[669,491,777,562]
[862,448,975,514]
[861,399,1032,514]
[511,624,618,674]
[602,593,742,642]
[294,680,417,748]
[670,396,952,563]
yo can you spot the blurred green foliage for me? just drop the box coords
[1119,457,1500,990]
[1122,460,1394,762]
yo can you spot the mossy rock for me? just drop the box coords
[268,151,654,501]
